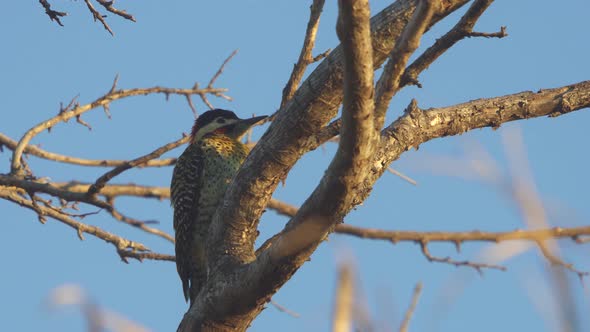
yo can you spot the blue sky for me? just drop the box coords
[1,1,589,331]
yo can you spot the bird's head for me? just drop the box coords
[190,109,267,143]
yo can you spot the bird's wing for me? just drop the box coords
[171,144,203,302]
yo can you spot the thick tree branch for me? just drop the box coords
[207,0,471,269]
[381,80,590,155]
[269,0,377,261]
[313,0,503,143]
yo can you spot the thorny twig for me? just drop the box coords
[10,79,228,176]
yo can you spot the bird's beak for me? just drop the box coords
[233,115,268,139]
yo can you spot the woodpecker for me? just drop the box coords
[170,109,267,306]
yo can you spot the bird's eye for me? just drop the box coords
[216,118,226,124]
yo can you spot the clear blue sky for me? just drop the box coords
[1,1,589,331]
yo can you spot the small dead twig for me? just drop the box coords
[86,136,190,196]
[10,82,225,176]
[280,0,328,110]
[419,241,507,273]
[83,0,114,36]
[398,282,423,332]
[374,0,440,126]
[270,300,300,318]
[401,0,507,88]
[95,0,136,22]
[39,0,67,26]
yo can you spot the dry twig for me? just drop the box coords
[280,0,328,109]
[0,132,176,167]
[39,0,67,26]
[401,0,507,87]
[374,0,440,126]
[10,81,227,176]
[0,188,154,257]
[84,0,114,36]
[398,282,423,332]
[87,136,189,196]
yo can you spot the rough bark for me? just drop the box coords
[177,0,590,330]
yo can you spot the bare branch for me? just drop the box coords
[374,0,440,127]
[53,182,170,200]
[420,241,506,272]
[280,0,327,109]
[10,84,226,176]
[0,133,176,168]
[387,167,417,185]
[39,0,67,26]
[269,197,589,273]
[106,197,174,243]
[179,2,482,329]
[401,0,506,87]
[467,26,507,38]
[398,283,423,332]
[204,0,471,267]
[331,263,355,332]
[536,240,588,280]
[118,250,175,263]
[336,224,590,244]
[0,188,151,256]
[269,300,301,318]
[95,0,136,22]
[208,50,238,89]
[0,175,173,242]
[267,0,378,262]
[84,0,114,36]
[86,136,189,196]
[0,174,111,209]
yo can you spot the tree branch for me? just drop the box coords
[83,0,114,36]
[331,263,355,332]
[280,0,328,109]
[269,0,377,261]
[39,0,67,26]
[9,82,226,176]
[0,187,167,262]
[95,0,135,22]
[86,136,189,196]
[207,0,471,268]
[374,0,439,127]
[53,182,170,200]
[336,224,590,244]
[401,0,506,87]
[398,283,423,332]
[0,133,176,167]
